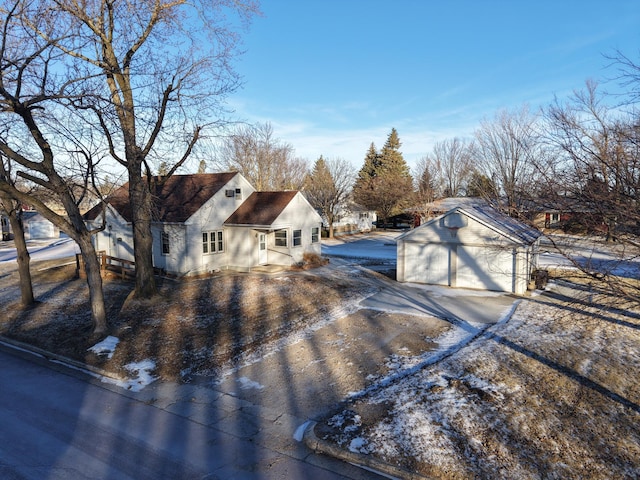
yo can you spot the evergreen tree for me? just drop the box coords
[466,171,498,199]
[353,129,414,227]
[352,143,381,210]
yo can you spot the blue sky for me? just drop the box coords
[230,0,640,170]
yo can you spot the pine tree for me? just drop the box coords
[352,143,381,210]
[466,171,498,199]
[353,129,414,227]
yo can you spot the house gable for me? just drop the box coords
[398,205,540,247]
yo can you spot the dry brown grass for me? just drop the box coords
[315,280,640,479]
[0,257,374,382]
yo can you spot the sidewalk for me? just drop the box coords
[0,338,382,479]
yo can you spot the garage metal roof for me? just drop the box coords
[399,202,542,245]
[459,203,542,245]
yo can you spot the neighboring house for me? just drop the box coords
[1,210,59,240]
[326,202,377,236]
[396,202,542,295]
[84,172,323,276]
[22,211,60,240]
[1,214,10,241]
[412,197,489,224]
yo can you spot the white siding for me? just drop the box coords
[182,174,256,274]
[267,193,322,264]
[397,209,537,294]
[89,207,134,262]
[224,227,257,271]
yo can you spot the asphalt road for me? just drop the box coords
[0,346,379,480]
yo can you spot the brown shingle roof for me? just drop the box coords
[224,191,297,226]
[84,173,238,223]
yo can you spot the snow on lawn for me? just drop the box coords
[318,280,640,479]
[88,335,120,359]
[87,336,157,391]
[321,232,399,260]
[101,360,158,392]
[0,236,79,263]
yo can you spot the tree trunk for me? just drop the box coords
[75,232,107,335]
[8,209,34,306]
[129,173,157,299]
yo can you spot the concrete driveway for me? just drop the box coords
[211,251,518,424]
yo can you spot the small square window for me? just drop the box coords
[161,232,170,255]
[275,229,287,247]
[202,232,209,254]
[293,229,302,247]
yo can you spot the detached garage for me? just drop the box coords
[22,211,59,240]
[397,204,541,295]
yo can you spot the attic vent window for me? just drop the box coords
[442,212,467,239]
[235,188,242,199]
[443,212,467,229]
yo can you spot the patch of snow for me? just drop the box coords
[123,359,158,391]
[237,376,265,390]
[293,420,312,442]
[101,359,158,392]
[88,335,120,359]
[349,436,372,453]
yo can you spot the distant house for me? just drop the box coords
[413,197,489,223]
[84,173,323,276]
[397,202,541,295]
[1,210,59,241]
[324,201,377,236]
[1,214,10,240]
[22,211,60,240]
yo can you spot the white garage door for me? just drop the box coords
[405,243,450,286]
[28,221,54,239]
[456,245,514,292]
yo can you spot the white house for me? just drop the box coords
[84,172,323,276]
[396,203,541,295]
[325,201,377,236]
[22,211,60,239]
[1,211,59,240]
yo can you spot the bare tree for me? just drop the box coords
[0,0,107,332]
[544,81,639,238]
[32,0,260,299]
[473,105,542,214]
[541,79,640,300]
[0,159,33,306]
[425,137,474,197]
[304,156,354,238]
[216,122,308,190]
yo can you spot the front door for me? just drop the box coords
[258,233,267,264]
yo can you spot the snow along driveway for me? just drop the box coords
[210,233,519,424]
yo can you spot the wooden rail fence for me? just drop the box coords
[76,251,135,280]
